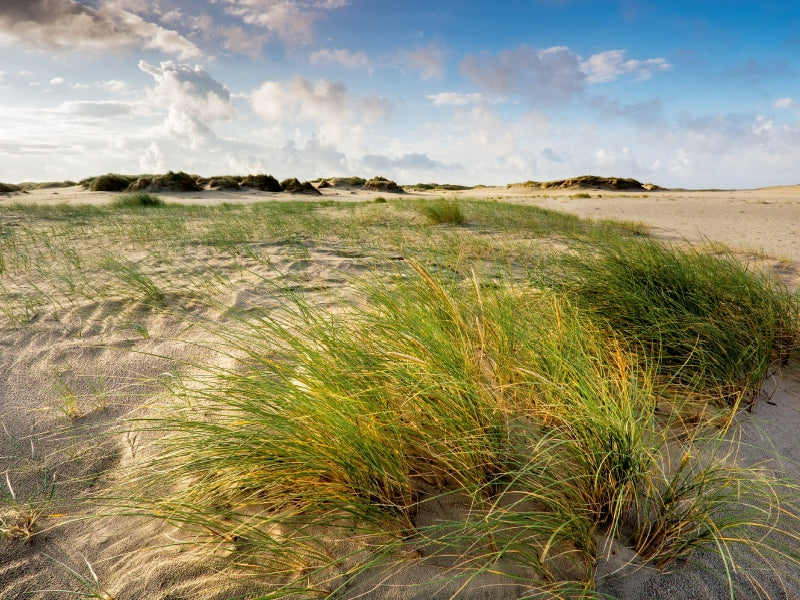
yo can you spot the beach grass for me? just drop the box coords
[0,196,798,597]
[126,259,798,596]
[111,191,165,208]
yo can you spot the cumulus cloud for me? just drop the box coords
[461,45,585,104]
[59,100,136,118]
[221,25,269,58]
[582,50,671,83]
[139,60,233,145]
[251,75,392,145]
[0,0,201,58]
[361,152,447,173]
[309,48,371,71]
[426,92,501,106]
[774,97,797,109]
[400,44,446,80]
[461,44,670,105]
[211,0,350,45]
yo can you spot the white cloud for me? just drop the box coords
[461,45,585,105]
[400,44,446,80]
[49,77,65,85]
[211,0,349,45]
[101,80,131,94]
[139,60,234,146]
[582,50,671,84]
[0,0,201,58]
[309,48,371,71]
[426,92,504,106]
[221,26,269,58]
[251,76,392,146]
[59,100,136,118]
[774,97,797,109]
[462,45,671,105]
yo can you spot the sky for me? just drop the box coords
[1,1,799,188]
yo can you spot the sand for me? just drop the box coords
[1,184,799,599]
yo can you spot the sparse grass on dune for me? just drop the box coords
[418,198,466,224]
[0,196,799,598]
[561,237,799,404]
[124,256,799,597]
[111,191,165,208]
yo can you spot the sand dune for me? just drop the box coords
[1,184,799,599]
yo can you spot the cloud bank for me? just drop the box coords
[461,44,671,105]
[0,0,200,58]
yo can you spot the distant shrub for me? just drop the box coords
[329,176,366,188]
[240,174,282,192]
[407,183,474,191]
[364,177,404,193]
[202,176,241,190]
[89,173,137,192]
[280,178,321,195]
[571,193,591,199]
[18,181,76,191]
[112,191,165,208]
[419,199,466,224]
[148,171,201,192]
[374,197,387,203]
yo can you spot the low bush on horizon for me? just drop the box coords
[86,173,138,192]
[406,182,474,191]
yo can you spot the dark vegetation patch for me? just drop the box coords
[86,173,138,192]
[18,181,77,190]
[508,175,664,191]
[326,176,367,188]
[111,191,165,208]
[405,183,475,191]
[363,176,404,193]
[280,178,322,195]
[240,174,282,192]
[198,176,243,190]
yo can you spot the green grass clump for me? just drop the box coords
[87,173,137,192]
[419,199,466,224]
[563,237,798,401]
[127,258,799,597]
[111,191,165,208]
[406,183,474,191]
[149,170,201,191]
[240,174,282,191]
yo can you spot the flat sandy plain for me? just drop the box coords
[17,183,800,279]
[1,183,799,599]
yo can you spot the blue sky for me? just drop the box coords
[1,0,799,188]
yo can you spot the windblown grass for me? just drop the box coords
[561,237,798,403]
[418,198,466,224]
[125,256,800,597]
[0,195,798,597]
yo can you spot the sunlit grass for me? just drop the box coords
[0,196,798,597]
